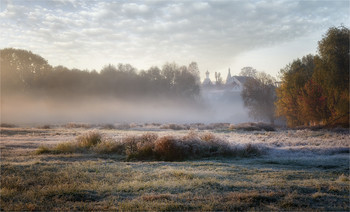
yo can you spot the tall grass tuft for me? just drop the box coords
[35,146,52,154]
[55,142,79,153]
[93,139,124,154]
[124,133,158,160]
[76,131,102,148]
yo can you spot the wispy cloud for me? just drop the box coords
[0,0,348,75]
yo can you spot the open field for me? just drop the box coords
[1,124,349,211]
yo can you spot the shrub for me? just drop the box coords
[124,133,158,160]
[131,142,154,160]
[200,132,217,142]
[35,131,262,160]
[76,131,102,148]
[154,136,190,161]
[242,143,261,156]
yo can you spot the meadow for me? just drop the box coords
[0,123,349,211]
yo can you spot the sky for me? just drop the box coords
[0,0,349,80]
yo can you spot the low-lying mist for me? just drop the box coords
[1,92,252,125]
[0,49,253,125]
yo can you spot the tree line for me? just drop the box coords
[1,26,348,127]
[276,26,349,127]
[241,26,349,128]
[0,48,200,100]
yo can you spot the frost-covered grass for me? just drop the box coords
[35,131,262,160]
[0,126,349,211]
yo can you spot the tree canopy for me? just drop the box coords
[276,26,349,127]
[1,48,200,100]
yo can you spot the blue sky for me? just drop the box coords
[1,0,349,80]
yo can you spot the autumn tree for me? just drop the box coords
[297,80,329,125]
[275,55,315,126]
[276,26,349,127]
[313,26,349,126]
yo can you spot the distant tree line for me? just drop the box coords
[276,26,349,127]
[0,48,200,100]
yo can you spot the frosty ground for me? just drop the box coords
[1,124,349,211]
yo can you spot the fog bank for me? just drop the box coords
[1,93,252,125]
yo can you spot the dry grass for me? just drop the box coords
[230,122,276,131]
[36,131,262,161]
[1,158,348,211]
[1,126,349,211]
[63,122,92,129]
[92,139,124,154]
[160,123,190,130]
[76,131,102,148]
[337,174,349,182]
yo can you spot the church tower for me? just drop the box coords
[202,70,212,85]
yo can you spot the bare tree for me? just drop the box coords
[241,71,277,124]
[239,67,257,78]
[188,61,200,85]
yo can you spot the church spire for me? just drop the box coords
[226,68,232,84]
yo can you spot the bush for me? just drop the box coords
[76,131,102,148]
[242,143,261,157]
[124,133,158,160]
[154,136,189,161]
[200,132,217,142]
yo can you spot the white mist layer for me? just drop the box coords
[1,93,253,124]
